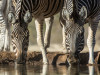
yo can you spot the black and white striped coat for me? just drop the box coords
[60,0,100,64]
[0,0,14,51]
[8,0,64,64]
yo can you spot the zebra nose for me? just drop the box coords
[15,49,22,61]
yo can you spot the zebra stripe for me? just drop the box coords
[11,0,64,64]
[17,0,64,18]
[0,0,12,51]
[75,0,100,18]
[60,0,100,64]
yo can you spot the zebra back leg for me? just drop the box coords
[44,16,54,51]
[87,16,100,64]
[35,17,48,64]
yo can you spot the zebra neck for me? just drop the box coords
[15,0,22,19]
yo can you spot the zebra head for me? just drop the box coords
[60,5,87,64]
[11,24,29,63]
[8,10,31,63]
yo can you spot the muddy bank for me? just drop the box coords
[0,51,100,65]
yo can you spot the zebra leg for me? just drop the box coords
[44,16,54,51]
[0,0,7,51]
[4,22,10,51]
[35,18,48,64]
[62,24,68,53]
[0,13,6,51]
[87,18,99,64]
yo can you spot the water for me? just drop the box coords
[0,64,99,75]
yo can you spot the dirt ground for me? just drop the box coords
[0,51,100,65]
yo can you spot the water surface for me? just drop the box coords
[0,64,99,75]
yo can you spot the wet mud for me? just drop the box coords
[0,51,100,65]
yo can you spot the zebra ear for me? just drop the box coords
[8,12,16,24]
[79,6,87,19]
[62,8,70,20]
[62,0,74,20]
[24,10,32,23]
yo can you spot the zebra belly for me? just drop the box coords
[32,0,64,18]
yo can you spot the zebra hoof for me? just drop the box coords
[43,62,48,65]
[88,60,95,65]
[43,59,49,65]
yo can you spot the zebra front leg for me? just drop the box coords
[62,25,68,53]
[87,19,99,64]
[4,23,10,51]
[35,18,48,64]
[44,16,54,51]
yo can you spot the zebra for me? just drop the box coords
[60,0,100,64]
[8,0,64,64]
[0,0,13,51]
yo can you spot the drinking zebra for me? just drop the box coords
[8,0,64,64]
[60,0,100,64]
